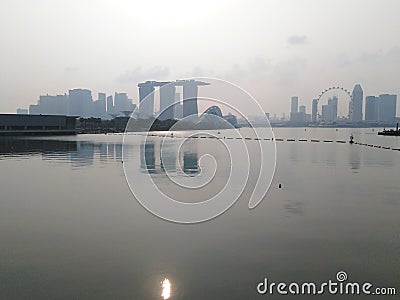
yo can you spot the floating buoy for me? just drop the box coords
[278,183,282,189]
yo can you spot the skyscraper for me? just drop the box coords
[322,105,330,123]
[114,92,129,113]
[378,94,397,122]
[291,96,298,114]
[365,96,378,121]
[350,84,363,122]
[290,96,299,121]
[182,81,199,118]
[312,99,318,122]
[98,93,106,102]
[95,92,107,118]
[69,89,92,117]
[328,96,338,122]
[106,95,114,114]
[299,105,306,114]
[173,92,183,119]
[138,82,155,118]
[159,83,176,120]
[321,96,338,123]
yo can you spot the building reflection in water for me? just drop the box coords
[0,137,129,167]
[140,138,199,175]
[182,152,198,175]
[140,142,156,173]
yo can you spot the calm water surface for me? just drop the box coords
[0,128,399,299]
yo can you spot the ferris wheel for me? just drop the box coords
[316,86,353,121]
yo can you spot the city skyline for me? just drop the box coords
[17,82,399,124]
[25,88,136,119]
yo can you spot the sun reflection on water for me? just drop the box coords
[161,278,171,299]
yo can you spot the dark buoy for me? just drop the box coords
[349,134,354,144]
[278,183,282,189]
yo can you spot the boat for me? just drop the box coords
[378,123,400,136]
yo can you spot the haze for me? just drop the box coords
[1,0,399,115]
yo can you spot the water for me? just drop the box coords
[0,128,399,299]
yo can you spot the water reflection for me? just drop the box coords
[161,278,171,299]
[284,199,304,216]
[0,137,128,167]
[140,143,156,173]
[0,138,78,154]
[348,145,361,171]
[140,138,200,175]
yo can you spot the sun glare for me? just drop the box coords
[161,278,171,299]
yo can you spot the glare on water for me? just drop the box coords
[161,278,171,299]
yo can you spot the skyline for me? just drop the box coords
[18,82,399,122]
[1,0,400,116]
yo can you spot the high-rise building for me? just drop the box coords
[173,92,183,119]
[378,94,397,122]
[159,83,176,120]
[69,89,92,117]
[328,96,338,122]
[182,81,199,118]
[94,92,107,118]
[321,96,338,123]
[350,84,363,122]
[29,94,69,115]
[321,105,330,123]
[138,82,155,118]
[299,105,306,114]
[312,99,318,122]
[291,96,298,114]
[106,95,114,114]
[98,93,106,102]
[290,96,299,121]
[365,96,378,121]
[114,92,129,114]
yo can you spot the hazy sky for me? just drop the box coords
[1,0,399,115]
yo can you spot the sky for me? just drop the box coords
[1,0,399,116]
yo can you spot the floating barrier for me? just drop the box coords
[127,133,399,153]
